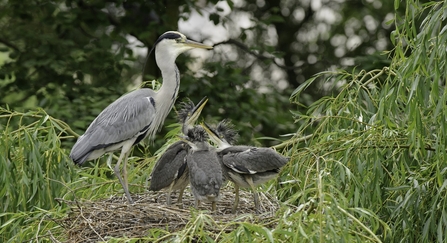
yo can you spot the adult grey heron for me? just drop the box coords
[182,126,223,211]
[203,121,289,213]
[149,97,208,207]
[69,31,213,204]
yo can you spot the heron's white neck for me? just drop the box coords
[148,48,182,138]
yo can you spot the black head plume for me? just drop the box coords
[178,99,195,123]
[142,31,184,77]
[187,126,209,142]
[216,120,239,144]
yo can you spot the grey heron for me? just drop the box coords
[203,121,289,213]
[182,126,223,211]
[69,31,213,204]
[149,97,208,207]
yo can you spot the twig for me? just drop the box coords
[78,203,106,242]
[0,36,20,51]
[359,67,396,87]
[51,117,80,137]
[48,230,62,243]
[0,107,80,137]
[213,39,297,70]
[272,134,314,149]
[337,205,382,243]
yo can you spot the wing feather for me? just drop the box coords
[222,147,288,174]
[70,89,156,163]
[149,141,188,191]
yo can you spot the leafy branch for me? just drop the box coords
[0,107,79,138]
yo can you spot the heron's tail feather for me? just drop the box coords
[69,135,92,165]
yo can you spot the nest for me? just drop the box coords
[55,185,280,242]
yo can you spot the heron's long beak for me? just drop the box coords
[177,135,197,150]
[201,122,223,145]
[185,97,208,127]
[184,39,213,49]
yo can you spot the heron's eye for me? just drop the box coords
[176,38,183,43]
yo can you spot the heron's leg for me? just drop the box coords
[166,181,176,205]
[122,150,133,204]
[106,153,114,171]
[211,201,216,211]
[177,184,188,209]
[166,190,172,205]
[246,176,259,213]
[194,199,200,209]
[177,188,184,204]
[231,183,240,214]
[114,145,134,204]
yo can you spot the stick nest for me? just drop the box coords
[55,185,280,242]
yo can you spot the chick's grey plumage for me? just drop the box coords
[149,97,208,207]
[204,120,289,213]
[149,141,187,191]
[186,126,223,211]
[222,147,287,180]
[149,140,189,205]
[69,31,212,204]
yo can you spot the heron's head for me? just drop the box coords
[187,126,209,143]
[152,31,213,59]
[215,120,239,144]
[178,97,208,133]
[178,126,210,150]
[202,122,232,148]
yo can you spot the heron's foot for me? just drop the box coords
[166,193,172,206]
[194,199,200,209]
[231,205,237,214]
[126,195,135,205]
[176,198,184,209]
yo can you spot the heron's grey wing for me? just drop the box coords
[222,147,288,174]
[149,141,188,191]
[70,89,156,164]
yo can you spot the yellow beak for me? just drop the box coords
[184,39,213,50]
[201,122,222,145]
[189,97,208,122]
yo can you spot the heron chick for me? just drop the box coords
[69,31,213,204]
[182,126,223,211]
[203,121,289,213]
[149,97,208,207]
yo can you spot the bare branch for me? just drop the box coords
[213,39,298,71]
[0,37,20,52]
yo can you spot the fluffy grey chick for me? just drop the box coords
[184,126,223,211]
[149,97,208,207]
[203,120,289,213]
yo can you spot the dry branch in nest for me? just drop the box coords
[55,185,280,242]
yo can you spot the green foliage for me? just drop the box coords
[0,107,76,242]
[282,1,447,242]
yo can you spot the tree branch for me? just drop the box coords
[213,39,298,71]
[76,0,150,46]
[0,36,20,52]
